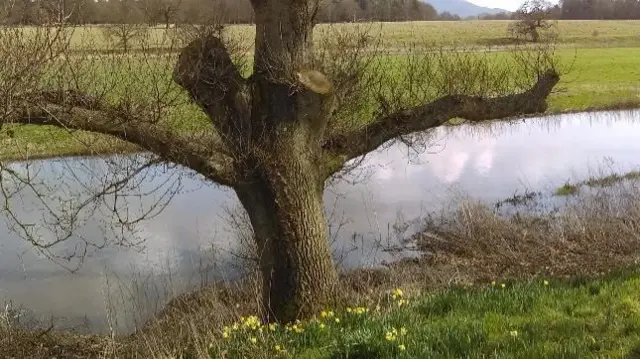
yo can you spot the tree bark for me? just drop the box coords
[235,161,338,322]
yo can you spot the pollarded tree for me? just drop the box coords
[1,0,560,323]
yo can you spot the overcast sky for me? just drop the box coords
[468,0,559,11]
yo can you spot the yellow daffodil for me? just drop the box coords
[544,280,549,286]
[222,326,231,339]
[510,330,519,338]
[385,327,399,341]
[354,307,367,315]
[321,310,334,318]
[392,288,404,299]
[398,344,406,351]
[249,337,258,344]
[241,315,261,330]
[293,324,304,333]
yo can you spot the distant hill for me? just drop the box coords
[425,0,508,17]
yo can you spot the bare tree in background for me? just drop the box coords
[101,0,148,52]
[0,0,561,323]
[140,0,183,28]
[38,0,74,24]
[101,23,149,53]
[510,0,556,43]
[158,0,182,28]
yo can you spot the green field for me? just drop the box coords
[2,21,640,161]
[203,270,640,358]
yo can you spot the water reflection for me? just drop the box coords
[1,110,639,333]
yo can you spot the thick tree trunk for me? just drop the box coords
[242,1,339,322]
[235,164,338,322]
[252,0,315,77]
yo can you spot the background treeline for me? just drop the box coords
[4,0,640,25]
[560,0,640,19]
[0,0,461,25]
[482,0,640,20]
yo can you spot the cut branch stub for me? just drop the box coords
[295,69,335,144]
[173,35,250,140]
[296,70,333,95]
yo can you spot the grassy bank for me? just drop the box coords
[199,271,640,359]
[7,269,640,358]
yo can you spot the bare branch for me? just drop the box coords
[323,69,560,167]
[5,91,238,187]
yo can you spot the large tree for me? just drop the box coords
[1,0,560,323]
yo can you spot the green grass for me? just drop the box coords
[555,169,640,196]
[204,270,640,358]
[549,47,640,111]
[556,183,580,196]
[584,170,640,187]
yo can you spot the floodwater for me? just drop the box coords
[1,110,640,333]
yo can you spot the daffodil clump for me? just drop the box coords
[391,287,409,307]
[212,315,291,358]
[207,288,414,358]
[384,326,409,352]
